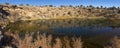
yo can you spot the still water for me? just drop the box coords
[6,18,120,48]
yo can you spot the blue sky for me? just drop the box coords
[0,0,120,7]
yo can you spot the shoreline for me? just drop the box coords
[20,17,120,21]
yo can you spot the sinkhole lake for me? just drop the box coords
[6,18,120,48]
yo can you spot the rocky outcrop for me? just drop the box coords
[0,5,120,22]
[0,5,10,25]
[0,5,10,19]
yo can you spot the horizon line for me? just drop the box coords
[0,3,119,8]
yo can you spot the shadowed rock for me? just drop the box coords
[0,26,17,48]
[0,5,10,19]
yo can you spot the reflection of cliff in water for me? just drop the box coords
[5,19,120,48]
[6,19,120,34]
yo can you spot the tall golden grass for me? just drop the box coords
[105,37,120,48]
[4,32,120,48]
[5,32,82,48]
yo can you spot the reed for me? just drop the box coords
[105,37,120,48]
[2,32,82,48]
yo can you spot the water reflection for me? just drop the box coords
[6,19,120,48]
[6,19,120,39]
[6,19,120,34]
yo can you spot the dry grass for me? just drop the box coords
[72,37,82,48]
[105,37,120,48]
[3,32,82,48]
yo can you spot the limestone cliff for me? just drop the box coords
[0,5,120,22]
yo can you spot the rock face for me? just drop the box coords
[0,26,17,48]
[0,5,120,22]
[0,5,9,19]
[0,5,10,25]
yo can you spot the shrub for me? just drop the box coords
[2,32,82,48]
[105,37,120,48]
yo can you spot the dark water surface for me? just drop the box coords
[6,18,120,48]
